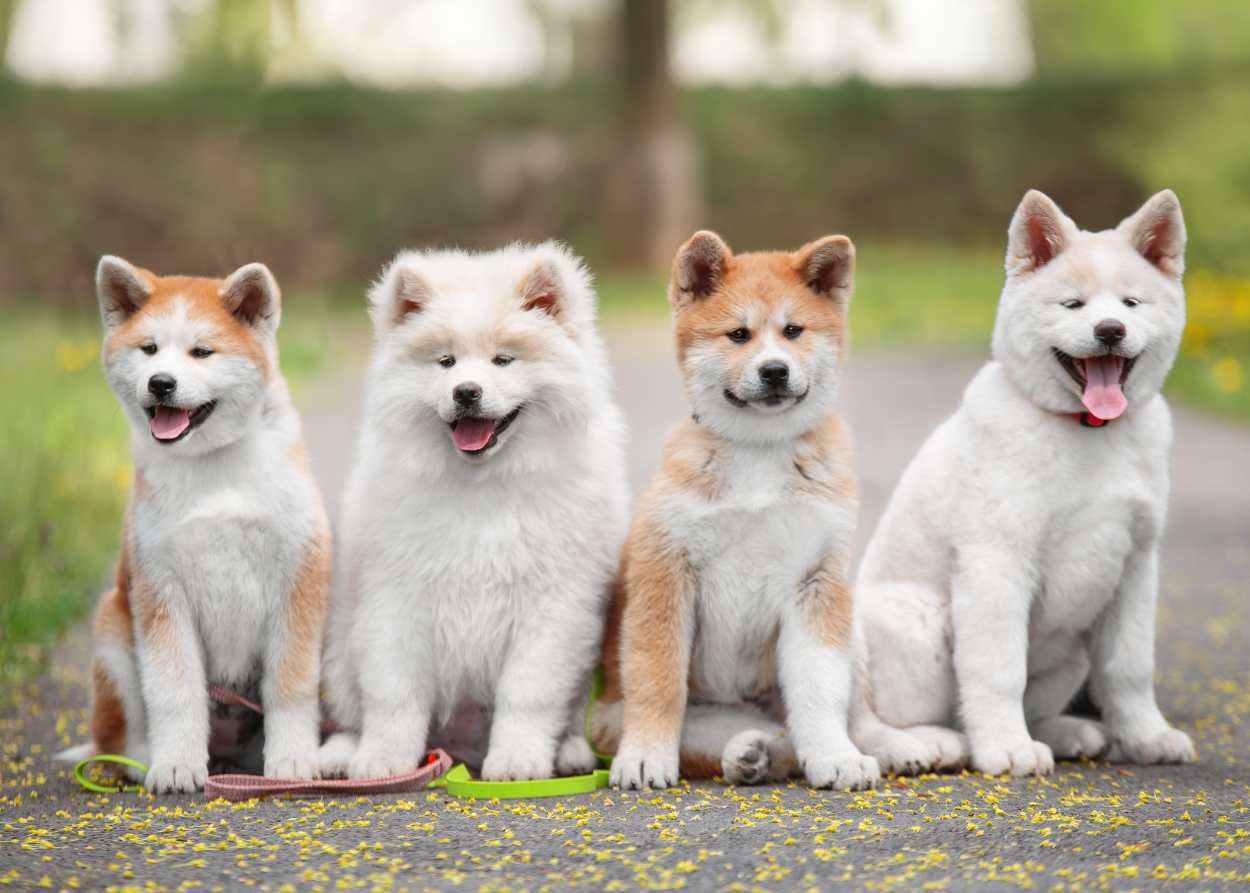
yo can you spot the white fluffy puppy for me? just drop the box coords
[322,242,628,781]
[852,190,1197,777]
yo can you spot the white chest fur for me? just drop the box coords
[131,434,314,685]
[665,443,849,701]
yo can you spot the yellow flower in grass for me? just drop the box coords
[55,339,98,373]
[1211,356,1244,393]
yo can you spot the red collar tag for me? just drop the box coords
[1072,411,1110,428]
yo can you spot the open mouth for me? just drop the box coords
[448,406,521,456]
[723,388,809,410]
[145,402,216,444]
[1053,349,1137,420]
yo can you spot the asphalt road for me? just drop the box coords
[2,322,1247,892]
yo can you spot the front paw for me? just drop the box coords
[556,734,598,776]
[481,741,556,781]
[348,750,416,780]
[145,761,208,794]
[973,738,1054,777]
[318,732,358,779]
[265,754,319,780]
[804,752,879,790]
[1115,726,1196,765]
[610,745,679,790]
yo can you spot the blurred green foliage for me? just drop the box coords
[1030,0,1250,76]
[3,72,1249,306]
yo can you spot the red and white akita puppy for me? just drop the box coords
[85,257,331,793]
[594,232,879,791]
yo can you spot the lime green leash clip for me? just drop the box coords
[74,754,148,793]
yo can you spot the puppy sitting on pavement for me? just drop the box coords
[595,231,880,791]
[321,243,629,782]
[78,257,331,793]
[852,191,1197,777]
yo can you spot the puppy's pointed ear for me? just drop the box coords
[369,257,432,330]
[1006,190,1078,275]
[96,255,152,327]
[518,259,565,318]
[794,235,854,304]
[670,230,731,309]
[1117,189,1187,279]
[220,263,281,329]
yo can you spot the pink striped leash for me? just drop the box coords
[203,684,452,800]
[204,749,453,801]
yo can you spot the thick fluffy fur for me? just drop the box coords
[321,242,628,781]
[594,231,879,791]
[852,191,1197,777]
[87,257,331,793]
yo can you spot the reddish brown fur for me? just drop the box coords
[104,271,270,376]
[273,446,332,706]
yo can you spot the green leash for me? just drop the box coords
[429,763,610,799]
[74,754,148,793]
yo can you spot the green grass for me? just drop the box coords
[0,308,335,686]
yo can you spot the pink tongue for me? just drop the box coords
[1081,355,1127,420]
[150,406,191,440]
[452,417,496,451]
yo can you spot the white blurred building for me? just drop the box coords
[3,0,1034,88]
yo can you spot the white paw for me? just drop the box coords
[610,746,679,790]
[910,726,969,770]
[318,732,358,779]
[347,750,415,781]
[1115,726,1196,765]
[870,730,937,777]
[1034,716,1109,761]
[145,761,207,794]
[265,754,319,780]
[973,738,1054,777]
[721,731,773,785]
[804,752,880,791]
[480,743,555,781]
[556,735,597,776]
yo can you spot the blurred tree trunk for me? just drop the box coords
[608,0,702,269]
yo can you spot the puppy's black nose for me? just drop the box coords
[758,362,789,386]
[1094,319,1126,345]
[453,382,483,407]
[147,373,177,399]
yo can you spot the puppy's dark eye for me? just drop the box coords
[1061,299,1085,310]
[492,355,514,367]
[727,328,751,344]
[439,355,456,368]
[140,343,158,355]
[783,324,804,340]
[190,346,214,359]
[1122,296,1141,308]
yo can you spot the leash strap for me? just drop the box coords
[204,750,452,801]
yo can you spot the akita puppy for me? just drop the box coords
[594,231,880,791]
[87,257,331,793]
[852,190,1196,777]
[321,243,628,781]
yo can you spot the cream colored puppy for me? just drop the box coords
[321,243,629,781]
[852,191,1197,777]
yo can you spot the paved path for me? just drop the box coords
[2,322,1248,892]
